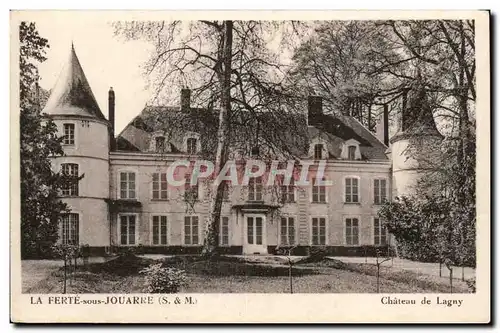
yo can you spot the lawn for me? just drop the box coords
[22,254,471,294]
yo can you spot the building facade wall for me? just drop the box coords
[109,152,392,253]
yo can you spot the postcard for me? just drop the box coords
[10,9,490,323]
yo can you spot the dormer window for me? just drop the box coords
[251,146,260,157]
[187,138,197,154]
[341,139,361,160]
[155,136,166,152]
[309,137,328,160]
[348,145,356,160]
[314,144,324,159]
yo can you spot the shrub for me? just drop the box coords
[309,246,329,259]
[140,263,188,293]
[466,278,476,293]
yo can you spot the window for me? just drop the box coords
[374,179,387,205]
[184,173,198,201]
[281,177,295,203]
[345,177,359,203]
[314,144,323,159]
[184,216,199,245]
[152,215,168,245]
[374,218,388,246]
[345,218,359,245]
[312,177,326,203]
[120,172,136,199]
[220,216,229,246]
[187,138,197,154]
[155,136,166,152]
[348,145,356,160]
[248,177,263,201]
[61,163,79,196]
[63,123,75,145]
[61,213,79,245]
[251,146,260,157]
[120,215,136,245]
[221,181,230,201]
[152,173,168,200]
[311,217,326,245]
[280,217,295,245]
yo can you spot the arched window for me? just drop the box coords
[187,138,197,154]
[348,145,357,160]
[314,144,323,159]
[155,136,166,152]
[251,146,260,157]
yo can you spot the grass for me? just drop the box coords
[22,254,470,294]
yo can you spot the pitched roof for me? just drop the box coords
[42,45,106,121]
[116,104,388,160]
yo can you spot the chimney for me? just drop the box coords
[376,104,389,146]
[307,95,323,120]
[181,88,191,111]
[108,87,116,150]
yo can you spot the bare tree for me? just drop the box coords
[113,20,309,256]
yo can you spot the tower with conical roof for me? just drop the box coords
[43,44,111,252]
[389,71,443,197]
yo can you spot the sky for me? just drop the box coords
[35,14,155,134]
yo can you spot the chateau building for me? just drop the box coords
[43,46,441,256]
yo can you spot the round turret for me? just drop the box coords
[43,44,110,252]
[390,74,443,197]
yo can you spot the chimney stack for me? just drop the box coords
[108,87,116,150]
[307,95,323,120]
[181,88,191,111]
[376,104,390,146]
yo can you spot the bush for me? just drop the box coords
[308,246,329,259]
[140,263,188,293]
[466,278,476,293]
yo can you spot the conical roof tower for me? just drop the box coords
[42,43,106,121]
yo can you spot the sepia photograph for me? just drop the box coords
[10,10,490,323]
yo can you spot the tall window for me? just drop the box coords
[312,177,326,203]
[152,215,168,245]
[348,145,356,160]
[61,163,79,196]
[61,213,79,245]
[281,177,295,203]
[280,217,295,245]
[152,173,168,200]
[221,181,230,201]
[187,138,197,154]
[374,179,387,205]
[345,218,359,245]
[120,215,136,245]
[184,216,199,245]
[220,216,229,246]
[120,172,136,199]
[248,177,263,201]
[184,173,198,201]
[155,136,166,152]
[374,218,388,246]
[251,146,260,157]
[63,123,75,145]
[314,144,323,159]
[345,177,359,203]
[311,217,326,245]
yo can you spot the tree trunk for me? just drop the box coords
[202,20,233,257]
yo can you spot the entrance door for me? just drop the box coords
[244,214,267,254]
